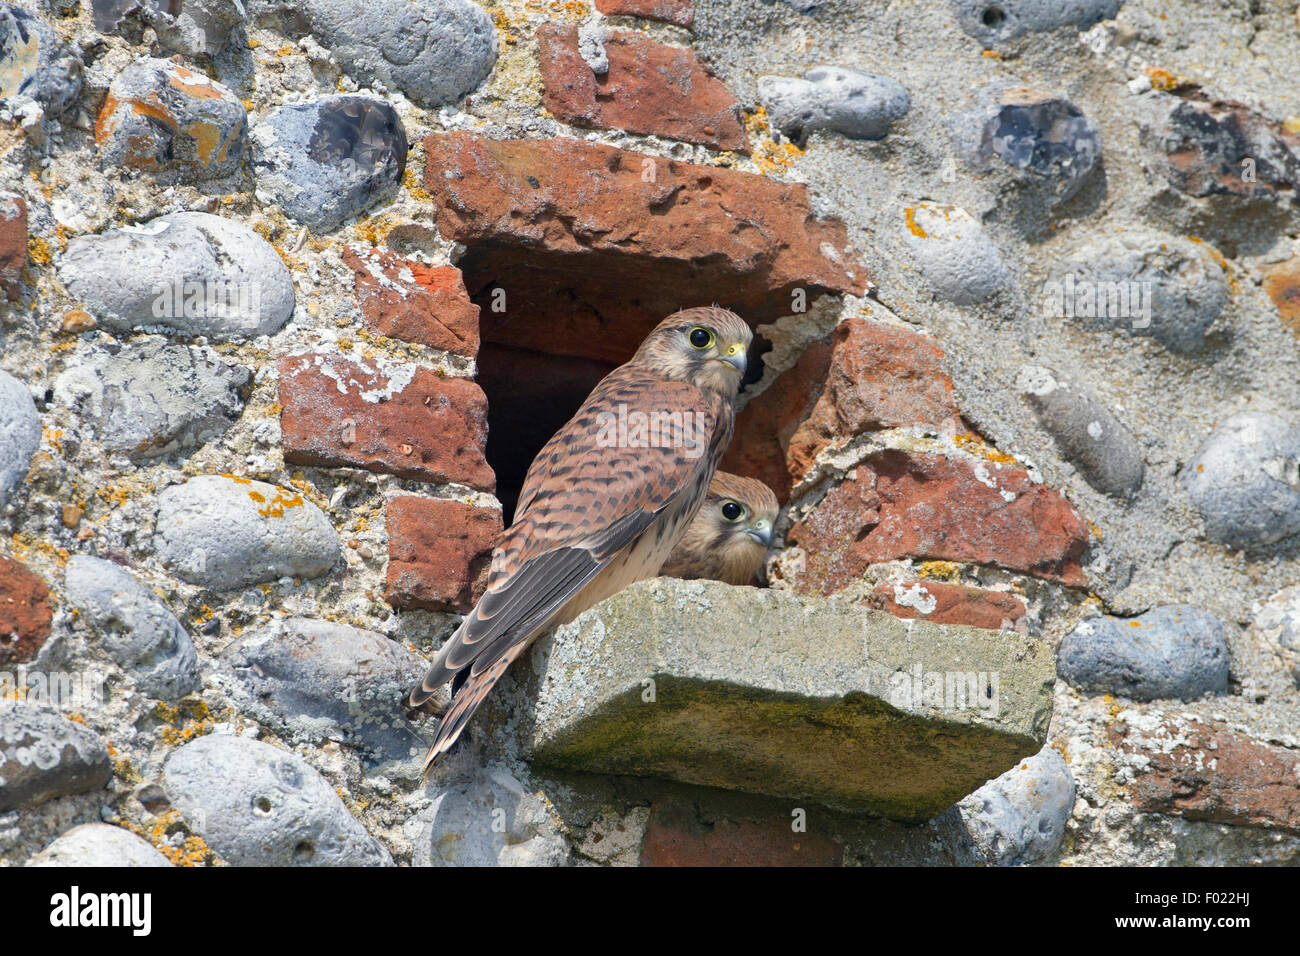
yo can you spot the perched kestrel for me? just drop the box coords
[408,307,752,772]
[660,472,779,586]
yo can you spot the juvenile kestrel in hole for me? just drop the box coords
[660,472,779,586]
[408,307,752,772]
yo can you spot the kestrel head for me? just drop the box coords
[661,472,780,586]
[633,307,753,398]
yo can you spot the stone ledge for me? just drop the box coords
[518,578,1054,822]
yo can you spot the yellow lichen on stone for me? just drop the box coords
[27,236,51,265]
[916,560,961,582]
[953,432,1016,464]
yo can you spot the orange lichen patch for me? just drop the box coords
[41,424,64,454]
[222,473,251,484]
[523,0,591,20]
[122,810,222,867]
[916,560,961,582]
[26,236,51,265]
[1145,67,1192,92]
[94,93,120,145]
[953,432,1017,464]
[166,66,227,100]
[10,532,70,569]
[247,490,266,503]
[60,308,96,333]
[257,489,304,518]
[904,206,928,238]
[982,49,1002,59]
[402,165,433,203]
[1087,519,1104,541]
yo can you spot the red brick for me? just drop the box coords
[1114,719,1300,834]
[787,450,1089,590]
[1263,257,1300,335]
[278,354,494,492]
[0,192,26,301]
[539,25,744,153]
[789,319,961,478]
[343,246,480,357]
[595,0,693,27]
[640,800,842,866]
[385,496,502,612]
[864,580,1027,631]
[424,132,867,362]
[722,318,961,499]
[0,555,52,665]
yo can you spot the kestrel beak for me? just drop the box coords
[745,519,773,549]
[717,343,747,374]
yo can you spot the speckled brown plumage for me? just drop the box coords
[660,472,780,586]
[408,307,752,772]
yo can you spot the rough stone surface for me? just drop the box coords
[0,4,81,115]
[759,66,909,144]
[96,57,247,181]
[539,25,746,152]
[411,767,568,866]
[424,132,867,356]
[288,0,496,108]
[521,578,1055,822]
[865,580,1027,632]
[384,495,501,613]
[1136,90,1300,202]
[951,0,1121,45]
[278,353,494,491]
[1017,365,1144,498]
[902,203,1011,305]
[91,0,246,57]
[1047,231,1229,352]
[954,85,1102,208]
[788,450,1090,591]
[155,0,246,57]
[220,617,426,765]
[29,823,173,867]
[1182,412,1300,550]
[1058,605,1229,701]
[0,368,40,509]
[252,95,407,231]
[58,212,295,341]
[162,734,394,865]
[344,246,479,357]
[1113,716,1300,835]
[0,190,24,300]
[0,704,113,811]
[8,0,1300,870]
[1247,584,1300,687]
[153,474,340,589]
[54,341,251,458]
[0,555,52,665]
[63,555,201,700]
[956,745,1075,866]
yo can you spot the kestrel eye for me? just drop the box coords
[689,327,715,350]
[720,501,744,521]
